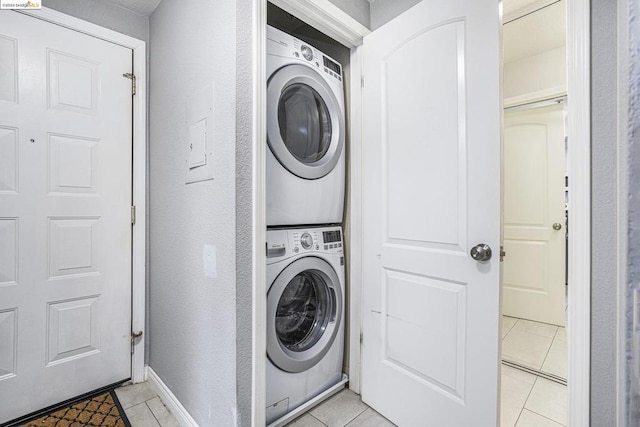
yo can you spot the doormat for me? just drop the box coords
[22,390,131,427]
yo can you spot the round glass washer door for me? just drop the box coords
[267,64,345,180]
[267,256,343,373]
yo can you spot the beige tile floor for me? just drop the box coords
[115,316,565,427]
[501,316,567,427]
[285,389,395,427]
[502,316,567,378]
[114,382,180,427]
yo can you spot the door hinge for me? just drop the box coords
[131,205,136,225]
[123,72,136,95]
[131,331,143,354]
[361,75,364,88]
[500,245,506,262]
[360,332,363,345]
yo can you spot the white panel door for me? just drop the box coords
[503,104,566,326]
[0,11,133,423]
[361,0,502,425]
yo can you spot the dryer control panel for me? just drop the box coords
[267,25,343,85]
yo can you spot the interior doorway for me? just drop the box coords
[500,1,569,426]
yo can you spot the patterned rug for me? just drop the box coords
[22,391,130,427]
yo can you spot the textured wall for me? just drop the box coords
[369,0,421,30]
[148,0,238,425]
[591,0,618,423]
[235,0,257,425]
[327,0,370,28]
[45,0,149,42]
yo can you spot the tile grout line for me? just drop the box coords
[525,407,567,426]
[309,413,329,426]
[539,328,559,371]
[512,374,540,427]
[342,407,369,427]
[144,397,163,427]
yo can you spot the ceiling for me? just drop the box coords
[106,0,161,16]
[503,0,566,64]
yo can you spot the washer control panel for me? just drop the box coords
[266,227,343,260]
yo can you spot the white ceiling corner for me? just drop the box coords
[105,0,161,16]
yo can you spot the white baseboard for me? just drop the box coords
[146,366,198,427]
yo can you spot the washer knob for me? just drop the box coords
[301,45,313,61]
[300,232,313,249]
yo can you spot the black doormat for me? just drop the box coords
[16,389,131,427]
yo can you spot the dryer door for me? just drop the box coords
[267,64,345,179]
[267,256,343,373]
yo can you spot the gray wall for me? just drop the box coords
[591,0,618,423]
[45,0,149,42]
[235,0,257,424]
[148,0,238,425]
[369,0,421,30]
[327,0,370,28]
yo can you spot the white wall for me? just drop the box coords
[148,0,238,425]
[370,0,421,30]
[327,0,370,28]
[45,0,149,42]
[503,46,566,104]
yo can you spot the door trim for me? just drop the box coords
[566,0,591,425]
[18,7,148,384]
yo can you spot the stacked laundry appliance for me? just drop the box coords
[265,25,347,426]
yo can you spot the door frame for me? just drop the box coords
[17,7,148,384]
[253,0,590,425]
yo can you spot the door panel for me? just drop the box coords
[0,11,132,423]
[503,104,566,326]
[361,0,501,425]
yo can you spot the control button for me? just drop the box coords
[294,52,299,57]
[315,244,319,250]
[324,245,328,250]
[300,232,313,249]
[301,45,313,61]
[316,62,320,67]
[338,77,341,81]
[293,247,299,253]
[338,243,342,248]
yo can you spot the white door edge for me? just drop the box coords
[18,7,148,384]
[252,0,592,423]
[347,45,364,394]
[566,0,591,425]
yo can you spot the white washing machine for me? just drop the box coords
[266,25,346,226]
[266,226,345,425]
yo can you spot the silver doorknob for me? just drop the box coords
[470,244,492,262]
[553,223,562,230]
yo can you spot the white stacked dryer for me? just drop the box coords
[265,226,345,425]
[266,25,346,226]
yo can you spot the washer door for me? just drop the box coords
[267,64,344,180]
[267,256,343,373]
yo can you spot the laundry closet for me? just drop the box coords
[261,1,503,426]
[264,4,352,425]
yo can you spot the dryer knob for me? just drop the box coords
[300,232,313,249]
[301,45,313,61]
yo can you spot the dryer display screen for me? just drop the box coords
[323,56,341,76]
[323,230,342,243]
